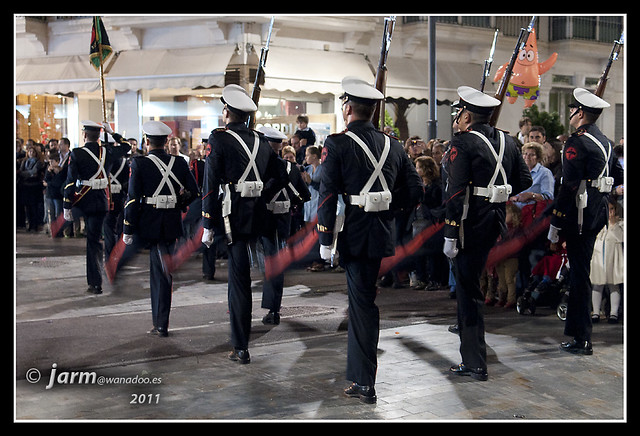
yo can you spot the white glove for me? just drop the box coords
[319,245,332,261]
[443,237,459,259]
[101,122,114,135]
[202,228,214,248]
[547,225,561,243]
[122,234,133,245]
[63,208,73,222]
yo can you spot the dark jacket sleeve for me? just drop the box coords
[443,137,471,240]
[201,135,224,230]
[123,157,142,235]
[317,136,342,247]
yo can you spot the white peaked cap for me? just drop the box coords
[570,88,610,113]
[454,86,500,114]
[81,120,103,130]
[340,76,384,103]
[142,120,172,136]
[259,126,287,141]
[222,84,258,113]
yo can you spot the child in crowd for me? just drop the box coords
[590,200,624,323]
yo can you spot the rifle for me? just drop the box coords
[247,16,275,129]
[489,16,536,127]
[594,31,624,98]
[480,29,499,92]
[372,16,396,130]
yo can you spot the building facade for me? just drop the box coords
[15,14,625,150]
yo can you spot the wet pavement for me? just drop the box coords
[14,229,626,422]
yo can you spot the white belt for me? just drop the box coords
[79,178,108,190]
[144,194,177,209]
[234,180,263,197]
[473,184,512,202]
[589,177,614,193]
[349,191,392,210]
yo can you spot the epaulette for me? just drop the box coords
[495,127,511,135]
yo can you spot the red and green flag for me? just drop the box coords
[89,16,113,71]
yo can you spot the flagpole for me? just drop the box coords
[94,16,107,141]
[99,45,107,125]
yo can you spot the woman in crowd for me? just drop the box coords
[19,145,46,232]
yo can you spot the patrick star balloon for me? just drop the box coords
[493,29,557,107]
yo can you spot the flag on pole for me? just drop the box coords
[89,16,113,71]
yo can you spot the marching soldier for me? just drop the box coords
[122,121,198,337]
[547,88,623,355]
[102,127,131,260]
[317,77,423,403]
[443,86,532,381]
[259,126,311,325]
[183,145,218,281]
[201,85,288,363]
[63,120,131,294]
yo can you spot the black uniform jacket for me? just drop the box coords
[64,140,131,215]
[317,120,423,259]
[201,122,288,238]
[444,123,532,244]
[550,123,623,235]
[123,149,198,242]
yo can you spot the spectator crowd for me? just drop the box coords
[16,115,625,323]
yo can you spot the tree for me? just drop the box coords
[384,110,400,138]
[522,105,565,139]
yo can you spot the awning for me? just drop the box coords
[15,55,102,95]
[106,45,236,92]
[385,58,490,101]
[264,47,374,95]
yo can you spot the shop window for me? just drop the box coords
[16,94,73,145]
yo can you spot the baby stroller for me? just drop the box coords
[517,250,570,320]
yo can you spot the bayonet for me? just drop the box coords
[248,16,275,129]
[372,16,396,129]
[594,30,624,98]
[480,28,499,92]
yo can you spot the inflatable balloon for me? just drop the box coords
[493,29,557,108]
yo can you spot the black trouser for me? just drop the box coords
[149,241,175,331]
[84,212,106,289]
[343,256,382,387]
[103,209,123,259]
[261,234,285,312]
[453,238,496,371]
[563,229,599,343]
[227,239,254,350]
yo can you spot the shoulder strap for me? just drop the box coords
[81,146,107,181]
[345,131,390,194]
[146,154,184,198]
[581,131,611,178]
[468,130,507,187]
[225,130,261,183]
